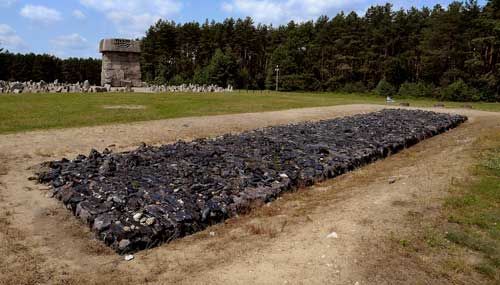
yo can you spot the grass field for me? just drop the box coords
[444,132,500,281]
[1,90,499,134]
[390,130,500,282]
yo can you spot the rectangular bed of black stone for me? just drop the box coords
[36,109,467,253]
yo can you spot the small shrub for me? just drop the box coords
[153,75,167,85]
[168,75,184,86]
[324,76,343,91]
[279,74,305,91]
[374,79,396,97]
[246,223,279,238]
[280,74,319,91]
[192,68,209,85]
[475,263,496,278]
[398,82,434,98]
[339,82,368,93]
[439,80,481,102]
[399,238,410,247]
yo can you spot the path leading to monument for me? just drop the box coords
[0,105,498,284]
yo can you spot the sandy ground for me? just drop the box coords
[0,104,499,284]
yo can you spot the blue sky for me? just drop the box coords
[0,0,487,58]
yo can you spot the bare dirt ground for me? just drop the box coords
[0,104,498,285]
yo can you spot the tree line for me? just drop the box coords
[1,1,499,101]
[0,51,101,84]
[141,0,500,101]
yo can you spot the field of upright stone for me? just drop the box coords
[0,80,233,94]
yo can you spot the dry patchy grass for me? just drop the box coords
[0,206,51,285]
[384,129,500,283]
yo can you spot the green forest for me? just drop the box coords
[1,1,500,102]
[0,52,101,85]
[141,0,500,102]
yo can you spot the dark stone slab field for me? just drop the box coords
[36,109,467,253]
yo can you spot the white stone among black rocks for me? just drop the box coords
[327,232,338,239]
[36,109,467,253]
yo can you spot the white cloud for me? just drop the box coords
[80,0,182,37]
[51,33,88,50]
[20,4,62,23]
[221,2,234,12]
[221,0,365,23]
[0,24,25,50]
[73,9,86,20]
[0,0,17,7]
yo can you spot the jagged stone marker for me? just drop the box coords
[99,38,142,87]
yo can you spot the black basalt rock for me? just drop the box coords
[35,109,467,253]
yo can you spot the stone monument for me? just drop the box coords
[99,38,142,87]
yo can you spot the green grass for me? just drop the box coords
[387,132,500,282]
[0,90,499,134]
[444,134,500,281]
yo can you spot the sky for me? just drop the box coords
[0,0,488,59]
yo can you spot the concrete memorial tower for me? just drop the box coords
[99,38,142,87]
